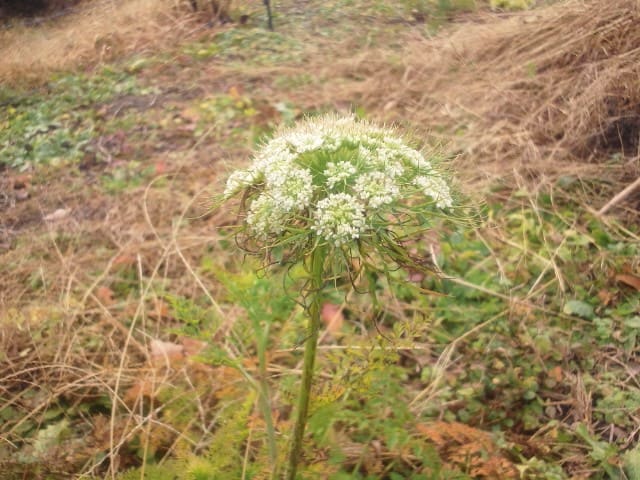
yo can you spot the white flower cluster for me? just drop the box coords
[223,115,454,247]
[354,171,400,208]
[311,193,366,246]
[224,169,260,198]
[414,175,454,209]
[326,161,357,189]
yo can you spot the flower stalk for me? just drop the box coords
[286,245,325,480]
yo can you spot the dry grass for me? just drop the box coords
[0,150,238,476]
[0,0,217,84]
[364,0,640,189]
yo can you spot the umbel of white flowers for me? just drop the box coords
[224,114,453,250]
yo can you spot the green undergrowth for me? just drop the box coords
[0,68,148,170]
[184,28,303,65]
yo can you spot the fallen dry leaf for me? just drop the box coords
[407,270,425,283]
[228,84,244,99]
[150,339,184,366]
[43,208,70,222]
[321,302,344,334]
[123,378,157,405]
[416,421,518,479]
[154,160,168,175]
[616,273,640,292]
[148,298,170,320]
[597,289,616,306]
[95,286,115,306]
[548,365,563,383]
[181,337,207,357]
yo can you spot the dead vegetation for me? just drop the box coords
[0,0,234,85]
[364,0,640,197]
[0,159,234,476]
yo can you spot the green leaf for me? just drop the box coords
[624,444,640,480]
[32,419,69,457]
[563,300,594,320]
[624,316,640,329]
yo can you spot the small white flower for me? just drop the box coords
[362,134,387,149]
[256,149,296,180]
[341,134,360,147]
[354,171,400,208]
[357,145,377,164]
[246,194,287,237]
[271,167,314,211]
[382,135,405,149]
[312,193,367,246]
[224,168,261,199]
[326,161,357,189]
[414,175,453,209]
[383,160,405,178]
[284,132,325,153]
[263,157,294,187]
[253,138,292,167]
[321,134,342,152]
[371,148,404,178]
[401,146,432,173]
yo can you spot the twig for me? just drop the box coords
[598,176,640,215]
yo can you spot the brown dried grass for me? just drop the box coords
[0,155,237,475]
[364,0,640,186]
[0,0,208,84]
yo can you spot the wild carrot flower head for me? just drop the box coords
[223,114,456,271]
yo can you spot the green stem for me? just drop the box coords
[286,247,324,480]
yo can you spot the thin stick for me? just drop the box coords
[598,176,640,215]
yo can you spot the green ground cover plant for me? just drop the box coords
[0,69,144,170]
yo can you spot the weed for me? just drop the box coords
[218,114,467,479]
[405,0,477,18]
[184,28,302,65]
[1,69,140,170]
[490,0,534,10]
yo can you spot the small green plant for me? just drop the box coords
[219,114,464,479]
[184,29,301,65]
[101,160,156,193]
[402,0,477,21]
[490,0,534,10]
[0,69,140,170]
